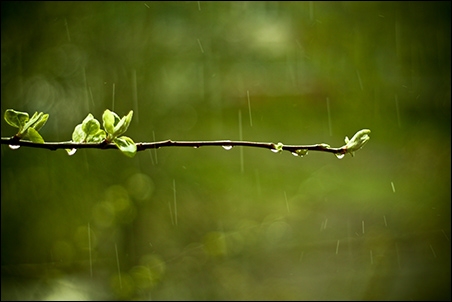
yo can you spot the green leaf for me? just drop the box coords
[87,129,106,143]
[102,109,115,137]
[72,113,105,143]
[81,113,95,130]
[82,117,101,137]
[25,127,45,143]
[21,112,43,134]
[113,136,137,158]
[103,110,134,141]
[4,109,49,141]
[112,111,121,124]
[32,113,49,131]
[113,110,133,137]
[72,124,86,142]
[343,129,371,156]
[4,109,29,129]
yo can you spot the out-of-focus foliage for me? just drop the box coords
[1,2,450,300]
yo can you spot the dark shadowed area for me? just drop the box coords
[1,1,450,300]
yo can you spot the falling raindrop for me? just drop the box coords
[429,244,437,258]
[395,94,401,128]
[112,83,116,111]
[67,148,77,156]
[291,152,299,157]
[356,69,363,91]
[441,229,449,241]
[326,97,332,136]
[284,191,290,213]
[88,223,92,278]
[152,131,158,164]
[114,243,122,289]
[173,179,178,226]
[9,145,20,150]
[222,145,233,150]
[132,69,139,123]
[197,38,204,53]
[64,18,71,42]
[247,90,253,127]
[238,110,244,173]
[335,153,345,159]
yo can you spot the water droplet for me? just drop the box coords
[193,146,199,149]
[271,142,283,153]
[335,153,345,159]
[297,149,308,157]
[9,145,20,150]
[222,145,233,150]
[67,148,77,156]
[292,149,308,157]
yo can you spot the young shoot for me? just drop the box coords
[1,109,370,159]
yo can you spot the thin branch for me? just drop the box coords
[1,137,346,155]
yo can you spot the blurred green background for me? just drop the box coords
[1,1,450,300]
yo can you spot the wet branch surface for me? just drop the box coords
[1,137,346,155]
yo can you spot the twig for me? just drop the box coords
[1,137,346,155]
